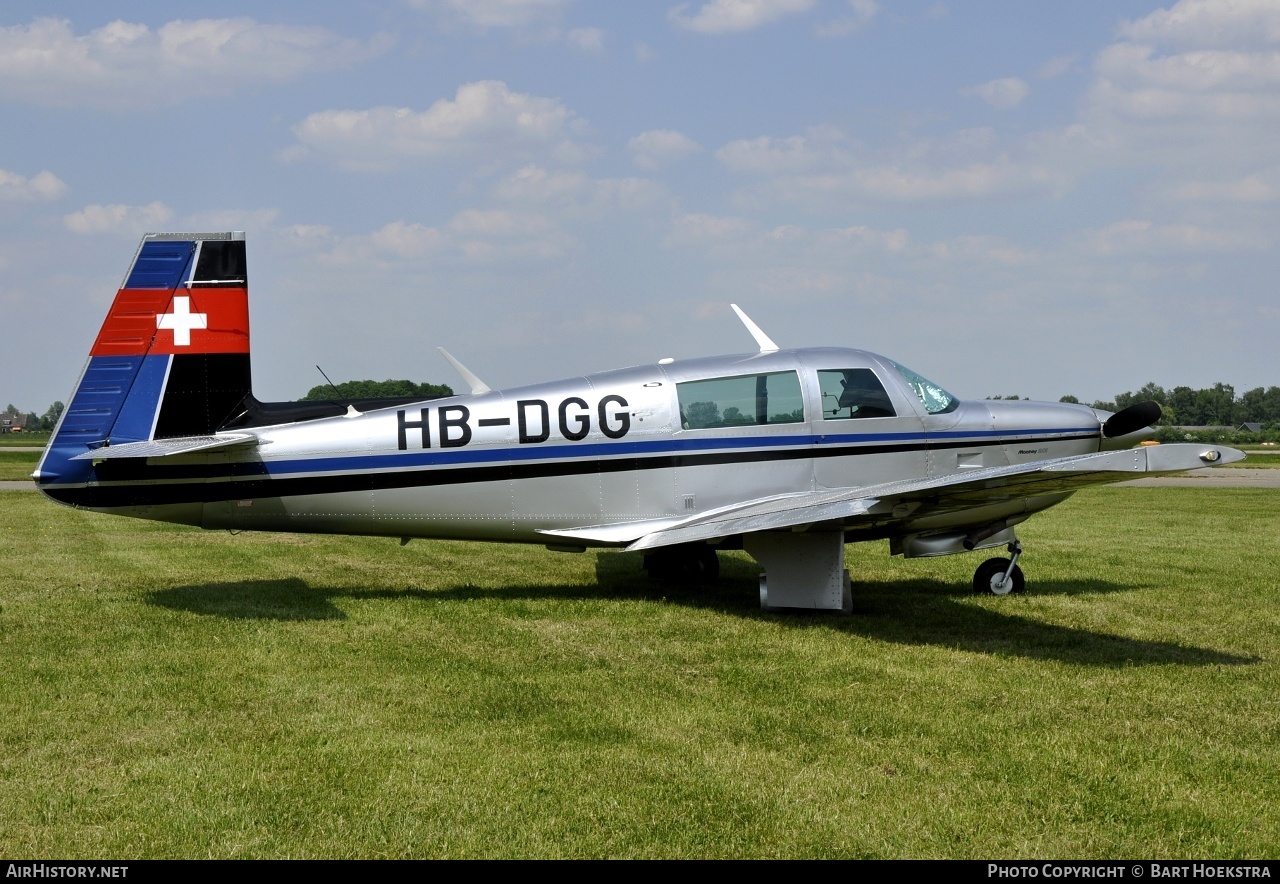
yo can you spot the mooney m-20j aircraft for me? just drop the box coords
[37,232,1245,612]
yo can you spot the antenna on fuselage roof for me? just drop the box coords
[437,347,491,395]
[315,365,362,418]
[730,304,780,354]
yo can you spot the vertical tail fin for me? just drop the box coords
[37,231,253,486]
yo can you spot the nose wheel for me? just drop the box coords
[973,541,1025,595]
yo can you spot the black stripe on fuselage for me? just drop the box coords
[42,431,1099,510]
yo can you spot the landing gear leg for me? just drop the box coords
[745,531,852,613]
[973,540,1025,596]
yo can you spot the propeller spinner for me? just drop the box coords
[1103,400,1163,439]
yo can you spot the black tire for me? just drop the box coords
[693,545,720,582]
[644,545,720,583]
[973,557,1025,595]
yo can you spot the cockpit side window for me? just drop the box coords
[818,369,896,419]
[677,371,804,429]
[885,358,959,415]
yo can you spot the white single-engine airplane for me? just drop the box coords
[37,232,1245,612]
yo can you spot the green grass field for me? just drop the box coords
[1,487,1277,858]
[1238,449,1280,467]
[0,450,40,481]
[0,432,48,448]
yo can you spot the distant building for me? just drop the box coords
[0,413,28,433]
[1238,422,1263,433]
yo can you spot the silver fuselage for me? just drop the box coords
[46,347,1109,547]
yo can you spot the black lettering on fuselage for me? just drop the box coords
[439,405,472,448]
[598,395,630,439]
[517,399,550,443]
[559,397,590,441]
[403,395,632,449]
[397,408,431,451]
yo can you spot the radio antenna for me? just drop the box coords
[316,365,361,418]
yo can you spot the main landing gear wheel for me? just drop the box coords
[973,557,1024,596]
[643,544,720,583]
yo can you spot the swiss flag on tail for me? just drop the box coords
[90,286,250,357]
[90,235,250,358]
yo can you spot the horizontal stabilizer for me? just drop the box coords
[70,433,260,461]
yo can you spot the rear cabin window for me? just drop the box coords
[818,369,896,420]
[677,371,805,429]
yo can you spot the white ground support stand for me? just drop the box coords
[744,531,853,614]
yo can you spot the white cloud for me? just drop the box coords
[927,235,1036,266]
[180,208,281,232]
[1168,171,1280,203]
[716,126,1066,205]
[669,0,816,35]
[627,129,701,169]
[1038,54,1077,79]
[64,202,173,235]
[666,212,756,245]
[878,163,1061,200]
[962,77,1031,109]
[290,81,584,172]
[1118,0,1280,49]
[715,125,853,174]
[494,165,670,214]
[820,224,909,253]
[1080,0,1280,168]
[0,169,68,201]
[566,27,604,53]
[413,0,575,29]
[0,17,387,110]
[665,216,909,270]
[1077,219,1265,256]
[815,0,878,38]
[318,211,575,265]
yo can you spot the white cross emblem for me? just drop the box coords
[156,296,207,346]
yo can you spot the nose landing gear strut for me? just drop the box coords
[973,540,1025,595]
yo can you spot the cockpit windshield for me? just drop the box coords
[886,358,959,415]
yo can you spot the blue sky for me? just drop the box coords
[2,0,1277,413]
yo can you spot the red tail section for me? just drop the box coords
[38,232,254,487]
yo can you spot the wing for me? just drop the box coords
[539,443,1245,552]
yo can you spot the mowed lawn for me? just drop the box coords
[1,487,1276,858]
[0,450,40,481]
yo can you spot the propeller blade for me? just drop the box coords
[1103,400,1162,438]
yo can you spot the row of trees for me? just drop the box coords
[302,379,454,401]
[1060,382,1280,429]
[992,383,1280,429]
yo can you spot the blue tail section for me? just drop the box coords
[36,232,251,498]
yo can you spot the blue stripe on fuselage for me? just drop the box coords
[38,422,1100,487]
[241,424,1101,479]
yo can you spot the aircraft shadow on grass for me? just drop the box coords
[146,552,1255,668]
